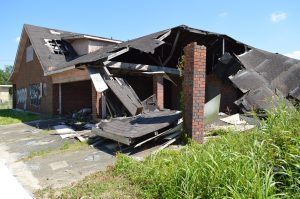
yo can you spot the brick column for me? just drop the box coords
[183,42,206,143]
[153,73,164,109]
[91,82,102,120]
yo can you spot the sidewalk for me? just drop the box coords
[0,160,33,199]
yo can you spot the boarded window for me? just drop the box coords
[16,88,27,110]
[29,83,42,106]
[16,88,27,104]
[26,45,33,62]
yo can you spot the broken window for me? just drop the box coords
[45,39,69,55]
[29,83,42,106]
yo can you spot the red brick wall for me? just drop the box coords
[91,83,102,120]
[183,42,206,143]
[11,34,54,115]
[61,80,92,114]
[153,74,164,109]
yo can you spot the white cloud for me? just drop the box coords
[284,51,300,60]
[15,37,20,43]
[218,12,228,18]
[271,12,287,23]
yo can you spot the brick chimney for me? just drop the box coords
[183,42,206,143]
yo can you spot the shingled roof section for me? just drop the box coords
[230,48,300,111]
[56,25,250,69]
[24,24,78,72]
[24,24,121,74]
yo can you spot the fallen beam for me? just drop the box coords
[104,61,181,76]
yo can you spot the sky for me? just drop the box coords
[1,0,300,69]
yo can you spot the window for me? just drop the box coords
[45,39,69,55]
[26,45,33,62]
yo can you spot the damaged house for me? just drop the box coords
[10,24,300,144]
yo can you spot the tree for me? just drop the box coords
[0,65,13,85]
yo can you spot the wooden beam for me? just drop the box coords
[107,47,129,60]
[157,30,171,41]
[162,30,181,66]
[104,61,181,76]
[51,68,90,84]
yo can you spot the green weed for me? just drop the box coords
[115,104,300,198]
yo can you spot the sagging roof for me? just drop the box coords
[61,25,250,68]
[231,48,300,110]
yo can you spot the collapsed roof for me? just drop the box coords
[216,49,300,112]
[62,25,250,68]
[68,25,299,112]
[12,24,300,112]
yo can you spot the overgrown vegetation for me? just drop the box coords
[37,104,300,198]
[0,109,49,125]
[0,65,12,85]
[35,168,141,199]
[115,104,300,198]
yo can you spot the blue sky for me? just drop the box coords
[1,0,300,69]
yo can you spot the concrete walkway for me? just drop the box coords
[0,120,116,195]
[0,160,33,199]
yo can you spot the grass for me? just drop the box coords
[22,140,89,161]
[0,109,50,125]
[114,104,300,198]
[35,168,141,199]
[37,104,300,199]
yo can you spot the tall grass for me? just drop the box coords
[115,104,300,198]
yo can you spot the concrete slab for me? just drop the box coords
[49,161,69,170]
[0,118,160,196]
[0,119,116,194]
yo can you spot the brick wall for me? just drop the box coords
[183,42,206,143]
[153,74,164,109]
[91,82,102,120]
[12,34,54,115]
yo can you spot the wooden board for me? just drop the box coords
[105,79,143,116]
[87,67,108,92]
